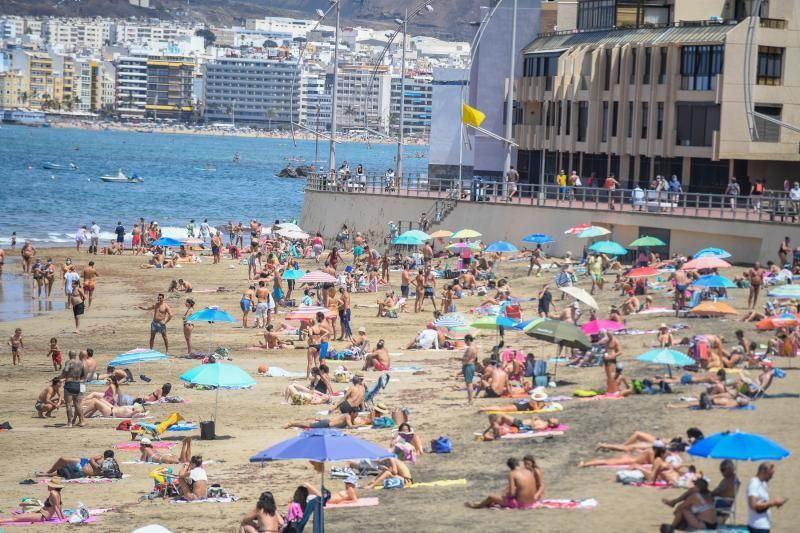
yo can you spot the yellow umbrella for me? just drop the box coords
[429,229,453,239]
[451,229,482,239]
[689,301,738,316]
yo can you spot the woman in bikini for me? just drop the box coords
[661,478,716,532]
[0,478,64,524]
[239,491,284,533]
[143,383,172,403]
[82,398,147,418]
[84,376,120,404]
[183,298,195,355]
[139,437,192,464]
[284,365,333,404]
[578,443,657,468]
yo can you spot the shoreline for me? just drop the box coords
[49,120,431,146]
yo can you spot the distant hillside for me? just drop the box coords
[2,0,483,40]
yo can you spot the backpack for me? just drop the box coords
[101,458,123,479]
[383,477,405,489]
[431,436,452,454]
[371,416,395,429]
[616,470,645,484]
[699,393,713,410]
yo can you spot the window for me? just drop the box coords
[680,45,724,90]
[630,48,637,84]
[658,47,667,84]
[604,49,612,90]
[601,101,609,142]
[641,102,648,139]
[523,53,561,78]
[612,101,619,137]
[753,104,782,142]
[627,101,634,138]
[577,0,615,30]
[556,101,562,135]
[578,101,588,142]
[757,46,783,86]
[643,48,651,84]
[565,101,572,136]
[676,102,720,147]
[656,102,664,140]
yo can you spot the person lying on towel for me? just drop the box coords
[480,415,560,441]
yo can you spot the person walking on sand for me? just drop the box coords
[89,221,100,255]
[463,334,478,405]
[70,281,86,333]
[138,293,173,352]
[8,328,23,366]
[20,241,35,274]
[60,350,86,427]
[748,462,787,533]
[83,261,98,307]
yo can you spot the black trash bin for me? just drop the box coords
[200,420,216,440]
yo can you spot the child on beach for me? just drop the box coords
[47,337,62,371]
[8,328,23,365]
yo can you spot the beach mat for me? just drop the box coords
[490,499,597,510]
[122,460,215,465]
[258,367,306,378]
[374,479,467,490]
[387,367,423,373]
[170,496,239,504]
[36,476,128,484]
[627,481,673,489]
[326,497,379,509]
[0,508,112,526]
[114,441,176,450]
[483,404,564,415]
[576,393,624,402]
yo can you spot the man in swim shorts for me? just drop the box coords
[138,293,173,352]
[466,457,538,508]
[463,335,477,405]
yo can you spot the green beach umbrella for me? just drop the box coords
[629,236,666,248]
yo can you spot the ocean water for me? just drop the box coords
[0,125,428,246]
[0,273,66,321]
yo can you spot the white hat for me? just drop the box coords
[140,437,152,445]
[531,387,548,402]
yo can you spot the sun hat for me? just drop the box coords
[531,388,548,402]
[358,326,367,333]
[140,437,152,445]
[374,402,389,414]
[344,473,359,487]
[659,323,668,329]
[47,477,65,489]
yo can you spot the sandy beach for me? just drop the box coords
[0,247,797,532]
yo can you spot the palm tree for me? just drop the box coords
[265,108,278,131]
[20,91,28,106]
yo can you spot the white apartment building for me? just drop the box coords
[335,64,391,134]
[115,55,147,118]
[244,17,331,39]
[299,67,332,131]
[44,18,112,50]
[390,74,433,137]
[203,57,299,128]
[113,21,196,47]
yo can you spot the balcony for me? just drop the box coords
[759,18,787,29]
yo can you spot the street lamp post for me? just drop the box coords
[328,0,341,175]
[396,10,408,180]
[502,0,518,196]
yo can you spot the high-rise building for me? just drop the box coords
[115,55,148,118]
[145,56,195,120]
[203,57,299,128]
[335,64,391,134]
[515,0,800,193]
[390,74,433,137]
[298,67,331,131]
[10,50,56,110]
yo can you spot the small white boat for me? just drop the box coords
[100,169,143,183]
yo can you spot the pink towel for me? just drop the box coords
[36,477,121,484]
[326,497,379,509]
[531,499,598,509]
[114,441,176,450]
[1,508,111,526]
[577,393,624,402]
[628,481,672,489]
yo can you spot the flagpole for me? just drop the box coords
[503,0,518,200]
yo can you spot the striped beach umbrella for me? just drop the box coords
[299,271,338,283]
[284,306,336,321]
[451,229,482,239]
[433,312,469,328]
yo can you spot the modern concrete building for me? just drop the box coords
[390,74,433,137]
[203,57,299,128]
[10,50,56,110]
[515,0,800,193]
[428,67,472,181]
[298,67,332,131]
[335,64,391,134]
[43,18,112,50]
[115,55,148,118]
[145,56,195,120]
[0,71,24,109]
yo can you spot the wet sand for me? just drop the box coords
[0,249,797,532]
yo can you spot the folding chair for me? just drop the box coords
[132,412,184,441]
[363,374,391,410]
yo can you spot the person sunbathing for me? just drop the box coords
[0,478,64,524]
[659,478,717,533]
[144,383,172,403]
[139,437,193,464]
[177,455,208,501]
[84,376,121,404]
[478,389,550,413]
[466,458,538,509]
[366,457,413,488]
[36,452,110,478]
[285,403,387,429]
[662,460,739,525]
[480,414,560,441]
[284,365,333,405]
[633,446,696,487]
[260,324,291,349]
[363,339,391,371]
[304,474,358,505]
[82,397,147,418]
[621,292,640,315]
[666,391,750,409]
[240,491,283,533]
[597,428,703,454]
[656,324,674,347]
[578,443,657,468]
[377,291,397,317]
[522,455,545,501]
[35,377,63,418]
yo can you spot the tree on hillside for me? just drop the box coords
[195,28,216,48]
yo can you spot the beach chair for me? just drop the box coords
[290,496,323,533]
[132,412,184,441]
[714,497,735,525]
[363,374,391,410]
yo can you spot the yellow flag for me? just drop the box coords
[462,103,486,128]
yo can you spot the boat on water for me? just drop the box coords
[100,170,143,183]
[42,161,63,170]
[195,164,217,172]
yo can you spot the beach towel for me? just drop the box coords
[114,441,176,450]
[374,479,467,490]
[170,496,239,504]
[0,508,112,526]
[326,498,380,509]
[627,481,672,489]
[90,415,153,420]
[122,460,215,465]
[36,476,128,485]
[689,404,756,411]
[484,403,564,415]
[577,393,624,402]
[386,366,423,373]
[145,398,189,405]
[168,423,198,431]
[635,307,674,315]
[491,499,597,510]
[86,380,107,385]
[258,367,306,378]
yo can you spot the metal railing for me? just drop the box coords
[760,18,787,29]
[306,173,800,225]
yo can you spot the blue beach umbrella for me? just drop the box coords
[688,430,790,461]
[186,307,237,323]
[471,315,518,329]
[522,234,555,244]
[108,348,168,367]
[400,229,430,241]
[250,429,395,533]
[392,234,425,246]
[637,348,695,377]
[588,240,628,256]
[180,362,255,424]
[691,275,737,289]
[694,247,732,259]
[281,269,305,280]
[152,237,182,247]
[485,241,519,253]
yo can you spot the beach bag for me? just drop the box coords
[431,436,452,454]
[101,458,123,479]
[372,416,395,429]
[19,498,43,512]
[616,470,645,484]
[69,503,90,524]
[383,477,405,490]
